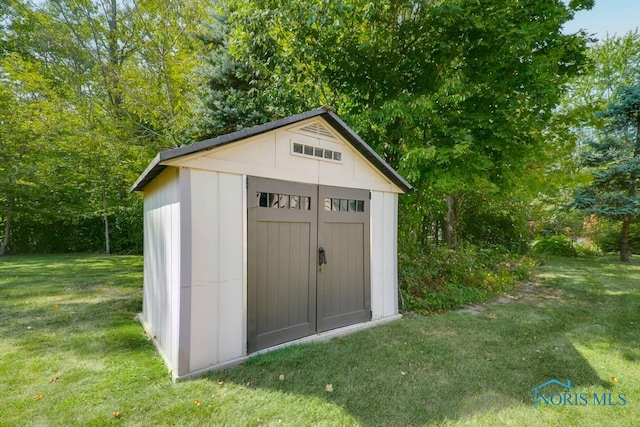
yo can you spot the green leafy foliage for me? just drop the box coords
[1,0,593,257]
[532,236,576,257]
[399,245,537,313]
[191,10,309,139]
[573,240,602,257]
[457,191,531,253]
[0,0,210,254]
[534,33,640,260]
[198,0,591,253]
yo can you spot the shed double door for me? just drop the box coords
[247,177,371,353]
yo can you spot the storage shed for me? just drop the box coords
[131,107,412,380]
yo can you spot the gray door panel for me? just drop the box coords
[248,178,370,352]
[248,177,317,353]
[317,186,371,332]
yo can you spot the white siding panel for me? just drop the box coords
[212,133,277,167]
[188,170,245,372]
[189,282,218,370]
[181,156,320,188]
[189,170,220,371]
[370,191,385,319]
[191,171,220,287]
[370,191,399,319]
[142,167,180,372]
[218,173,244,362]
[170,198,181,367]
[382,193,399,317]
[177,168,192,375]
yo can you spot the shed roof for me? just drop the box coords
[130,107,413,193]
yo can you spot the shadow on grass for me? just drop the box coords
[209,258,639,426]
[3,254,638,425]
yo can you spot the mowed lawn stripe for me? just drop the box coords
[1,254,638,426]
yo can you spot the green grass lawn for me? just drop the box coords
[1,254,639,426]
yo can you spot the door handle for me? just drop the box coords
[319,247,327,268]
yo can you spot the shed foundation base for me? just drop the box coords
[139,314,402,382]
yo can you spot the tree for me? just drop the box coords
[572,85,640,262]
[0,0,210,255]
[192,5,322,139]
[0,52,86,254]
[202,0,591,250]
[555,32,640,161]
[536,32,640,250]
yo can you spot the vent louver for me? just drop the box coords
[299,123,335,139]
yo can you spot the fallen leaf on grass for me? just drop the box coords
[401,371,407,376]
[325,384,333,392]
[195,399,201,406]
[52,304,59,309]
[34,393,44,401]
[50,376,60,383]
[611,376,618,383]
[112,411,122,419]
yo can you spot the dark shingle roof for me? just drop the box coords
[130,107,413,193]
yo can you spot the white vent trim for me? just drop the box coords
[298,122,336,140]
[291,141,343,163]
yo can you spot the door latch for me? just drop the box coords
[319,247,327,271]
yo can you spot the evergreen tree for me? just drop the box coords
[191,8,316,139]
[573,85,640,262]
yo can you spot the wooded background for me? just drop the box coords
[2,0,640,262]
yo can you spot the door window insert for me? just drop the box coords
[257,192,311,210]
[324,198,365,212]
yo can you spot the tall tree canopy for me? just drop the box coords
[195,0,591,250]
[0,0,210,254]
[1,0,594,255]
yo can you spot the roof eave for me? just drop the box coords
[130,108,330,193]
[130,107,414,194]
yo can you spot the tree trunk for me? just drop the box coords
[0,196,15,256]
[106,0,123,109]
[103,186,111,255]
[444,195,458,250]
[620,215,631,263]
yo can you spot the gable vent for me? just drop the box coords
[299,122,336,139]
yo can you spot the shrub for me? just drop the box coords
[459,209,530,254]
[531,236,576,257]
[574,240,602,257]
[399,244,537,314]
